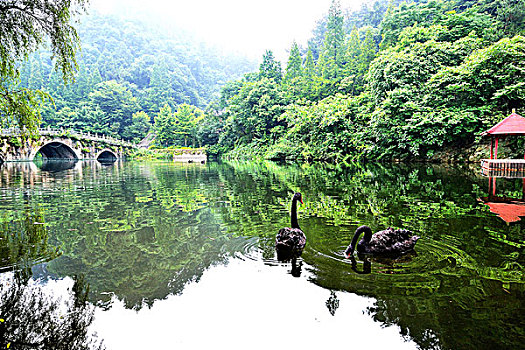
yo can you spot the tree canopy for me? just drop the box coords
[11,0,525,156]
[16,12,256,143]
[0,0,88,134]
[198,0,525,161]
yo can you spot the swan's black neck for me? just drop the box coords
[291,198,300,229]
[345,225,372,256]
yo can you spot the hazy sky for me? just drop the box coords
[90,0,368,62]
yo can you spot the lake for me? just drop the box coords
[0,160,523,349]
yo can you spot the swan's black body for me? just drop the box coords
[345,225,419,257]
[276,193,306,261]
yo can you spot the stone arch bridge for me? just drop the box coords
[0,128,137,163]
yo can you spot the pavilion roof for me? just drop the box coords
[482,112,525,136]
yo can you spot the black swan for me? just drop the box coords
[344,225,419,258]
[275,192,306,261]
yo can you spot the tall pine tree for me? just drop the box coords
[358,28,377,81]
[302,47,316,99]
[320,0,347,80]
[259,50,282,82]
[283,41,303,101]
[284,41,303,82]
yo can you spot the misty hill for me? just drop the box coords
[19,12,256,140]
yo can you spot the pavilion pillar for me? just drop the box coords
[488,177,497,198]
[494,137,499,159]
[490,137,494,159]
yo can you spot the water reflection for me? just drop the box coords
[0,273,103,350]
[34,159,78,172]
[0,207,60,273]
[0,160,523,349]
[325,290,340,316]
[479,176,525,222]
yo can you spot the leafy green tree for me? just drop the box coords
[219,78,286,148]
[314,0,348,98]
[284,41,303,82]
[88,80,140,138]
[0,0,88,133]
[269,94,364,161]
[147,58,174,114]
[340,26,377,96]
[89,66,103,87]
[301,47,317,99]
[198,103,224,150]
[480,0,525,36]
[28,54,44,91]
[321,0,347,80]
[340,27,361,95]
[358,28,377,78]
[368,24,485,105]
[427,35,525,114]
[123,111,151,142]
[153,105,176,147]
[173,104,205,147]
[379,1,448,50]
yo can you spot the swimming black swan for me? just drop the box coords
[344,225,419,257]
[275,192,306,261]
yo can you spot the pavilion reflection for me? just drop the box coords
[478,175,525,223]
[478,110,525,223]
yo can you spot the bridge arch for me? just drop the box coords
[96,149,118,162]
[33,141,80,160]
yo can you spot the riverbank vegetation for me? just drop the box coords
[9,0,525,161]
[206,0,525,162]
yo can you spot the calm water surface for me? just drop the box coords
[0,160,523,349]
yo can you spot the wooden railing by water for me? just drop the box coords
[480,159,525,177]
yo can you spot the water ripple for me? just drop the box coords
[304,237,483,277]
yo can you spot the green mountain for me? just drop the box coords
[18,12,256,141]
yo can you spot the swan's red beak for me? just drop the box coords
[300,198,303,204]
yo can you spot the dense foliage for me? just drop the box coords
[0,0,88,135]
[202,0,525,161]
[10,0,525,157]
[16,12,256,142]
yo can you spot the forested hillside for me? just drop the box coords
[16,0,525,159]
[18,12,256,142]
[202,0,525,161]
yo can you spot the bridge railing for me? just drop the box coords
[0,127,137,148]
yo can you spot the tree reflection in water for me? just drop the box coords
[325,291,340,316]
[0,207,60,273]
[0,206,103,349]
[1,160,524,349]
[0,272,104,350]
